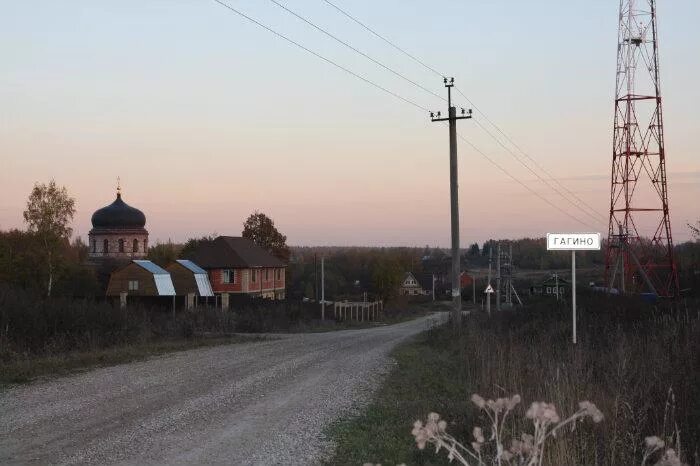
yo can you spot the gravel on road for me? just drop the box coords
[0,313,445,465]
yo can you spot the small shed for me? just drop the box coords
[106,260,176,297]
[166,260,214,297]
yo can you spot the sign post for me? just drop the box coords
[546,233,601,344]
[484,284,494,316]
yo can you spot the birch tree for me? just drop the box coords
[23,180,75,297]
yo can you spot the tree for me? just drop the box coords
[242,211,290,261]
[468,243,480,256]
[371,257,403,302]
[23,180,75,296]
[147,240,181,266]
[180,234,216,259]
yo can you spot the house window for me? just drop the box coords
[133,239,139,253]
[223,269,235,284]
[265,269,270,281]
[128,280,139,291]
[118,239,125,253]
[546,287,551,294]
[276,269,281,280]
[103,239,109,254]
[251,270,257,283]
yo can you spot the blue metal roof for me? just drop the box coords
[176,259,207,275]
[133,260,170,275]
[133,260,176,296]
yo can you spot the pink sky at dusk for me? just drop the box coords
[1,1,698,246]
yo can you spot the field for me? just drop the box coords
[326,293,700,466]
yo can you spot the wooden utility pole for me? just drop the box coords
[496,242,501,312]
[430,77,472,326]
[487,247,492,316]
[321,256,325,320]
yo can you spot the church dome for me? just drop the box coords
[91,192,146,230]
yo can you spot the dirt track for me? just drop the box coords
[0,314,444,465]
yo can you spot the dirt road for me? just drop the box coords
[0,314,444,465]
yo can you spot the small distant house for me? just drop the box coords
[186,236,286,300]
[530,274,569,297]
[399,272,429,296]
[460,272,474,289]
[106,260,176,297]
[165,260,215,298]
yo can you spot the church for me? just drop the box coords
[87,183,286,303]
[88,184,149,260]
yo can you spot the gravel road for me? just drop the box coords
[0,313,445,465]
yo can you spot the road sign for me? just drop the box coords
[546,233,601,251]
[545,232,601,345]
[484,284,494,294]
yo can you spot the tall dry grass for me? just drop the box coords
[445,293,700,465]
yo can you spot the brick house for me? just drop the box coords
[185,236,286,300]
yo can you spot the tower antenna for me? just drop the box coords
[604,0,678,297]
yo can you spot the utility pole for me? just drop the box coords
[496,242,501,312]
[313,253,318,302]
[507,243,513,306]
[432,273,436,302]
[487,247,492,316]
[430,77,472,325]
[321,256,325,320]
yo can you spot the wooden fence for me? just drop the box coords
[333,300,383,322]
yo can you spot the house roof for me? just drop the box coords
[541,274,570,286]
[415,272,434,290]
[185,236,286,269]
[174,260,214,297]
[132,260,176,296]
[176,259,207,275]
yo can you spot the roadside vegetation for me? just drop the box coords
[326,293,700,466]
[0,286,433,386]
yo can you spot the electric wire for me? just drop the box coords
[321,0,446,79]
[210,0,429,112]
[472,117,607,227]
[210,0,598,230]
[266,0,445,103]
[319,0,608,224]
[457,134,599,230]
[454,86,608,223]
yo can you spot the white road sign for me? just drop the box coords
[546,233,601,251]
[484,284,494,294]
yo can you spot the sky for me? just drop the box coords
[1,0,698,247]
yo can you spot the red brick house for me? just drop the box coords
[185,236,286,300]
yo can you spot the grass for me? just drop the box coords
[0,291,433,388]
[325,293,700,466]
[0,335,265,388]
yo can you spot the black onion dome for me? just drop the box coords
[91,193,146,229]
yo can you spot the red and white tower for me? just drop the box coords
[605,0,678,297]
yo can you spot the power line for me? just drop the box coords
[210,0,429,112]
[457,133,598,230]
[211,0,598,230]
[266,0,445,103]
[454,86,607,222]
[320,0,607,223]
[472,117,607,227]
[321,0,445,78]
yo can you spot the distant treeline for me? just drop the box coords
[1,229,699,301]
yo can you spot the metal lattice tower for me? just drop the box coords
[605,0,678,297]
